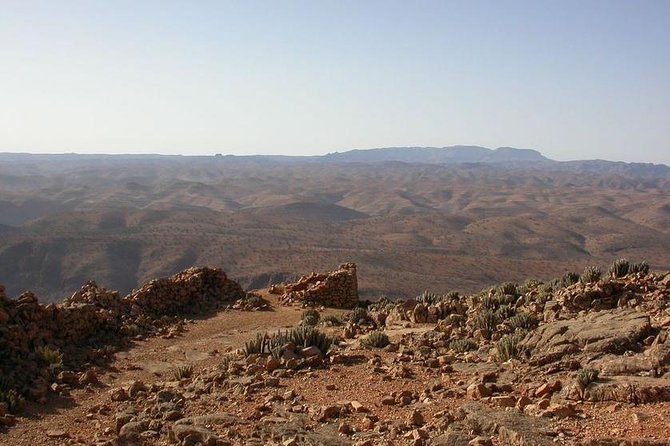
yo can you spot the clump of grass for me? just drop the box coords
[507,313,538,331]
[560,272,580,287]
[416,290,441,305]
[474,309,500,335]
[580,265,602,284]
[350,306,368,324]
[0,389,25,414]
[362,331,390,348]
[36,346,63,367]
[301,308,320,326]
[608,258,630,278]
[449,338,478,353]
[244,327,334,357]
[496,282,519,297]
[576,368,599,388]
[495,304,516,321]
[629,261,649,275]
[496,334,523,362]
[173,365,194,380]
[481,295,501,311]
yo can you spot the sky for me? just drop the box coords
[1,1,669,163]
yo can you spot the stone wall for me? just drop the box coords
[272,263,359,308]
[0,267,243,398]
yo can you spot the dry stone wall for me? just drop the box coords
[0,267,243,398]
[273,263,359,308]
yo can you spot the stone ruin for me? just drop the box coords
[0,267,243,400]
[270,262,359,308]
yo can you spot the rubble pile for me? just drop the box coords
[0,267,243,403]
[271,263,358,308]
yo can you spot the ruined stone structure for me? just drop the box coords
[272,263,359,308]
[0,267,243,398]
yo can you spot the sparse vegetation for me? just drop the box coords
[0,389,25,414]
[173,365,194,380]
[362,331,390,348]
[508,312,538,330]
[580,265,602,284]
[561,272,580,287]
[350,306,368,324]
[630,261,650,275]
[474,309,500,337]
[301,308,320,326]
[449,338,479,353]
[416,290,441,305]
[576,368,600,388]
[244,326,333,357]
[496,282,519,297]
[496,334,523,361]
[495,304,516,321]
[609,258,630,278]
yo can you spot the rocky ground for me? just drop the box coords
[2,263,670,446]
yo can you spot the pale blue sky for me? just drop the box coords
[1,1,669,163]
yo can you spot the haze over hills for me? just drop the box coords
[0,146,669,302]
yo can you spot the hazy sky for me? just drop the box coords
[1,1,669,163]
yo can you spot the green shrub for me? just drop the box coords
[560,272,580,287]
[301,308,320,326]
[507,313,538,330]
[36,346,62,367]
[245,327,333,357]
[495,304,516,321]
[474,309,500,335]
[416,290,441,305]
[576,368,599,388]
[449,338,478,353]
[481,295,500,311]
[580,266,602,284]
[497,282,519,297]
[350,306,368,324]
[173,365,194,380]
[362,331,390,348]
[496,334,523,361]
[629,261,649,275]
[608,258,630,278]
[0,389,25,414]
[445,291,460,300]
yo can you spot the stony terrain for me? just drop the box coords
[2,259,670,445]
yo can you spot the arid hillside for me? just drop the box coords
[0,150,669,302]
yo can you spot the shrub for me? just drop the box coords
[301,308,320,326]
[576,368,599,388]
[496,334,523,362]
[474,309,500,335]
[449,338,478,353]
[497,282,519,297]
[495,304,516,321]
[0,389,25,414]
[560,272,580,287]
[507,313,538,331]
[416,290,441,305]
[445,291,460,300]
[481,295,500,311]
[362,331,390,348]
[608,258,630,278]
[245,327,333,357]
[36,346,62,367]
[173,365,194,380]
[350,306,368,324]
[630,261,650,275]
[580,266,602,284]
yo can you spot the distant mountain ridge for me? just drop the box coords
[1,146,668,178]
[323,145,549,163]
